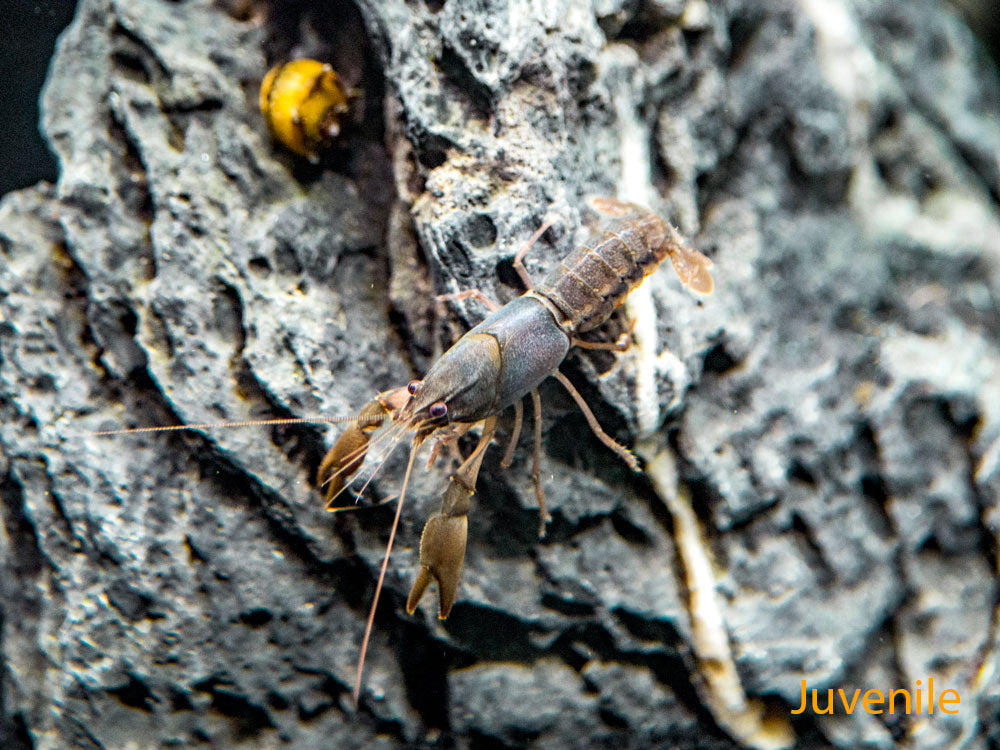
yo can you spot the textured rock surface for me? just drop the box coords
[1,0,998,747]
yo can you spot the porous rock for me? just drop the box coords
[1,0,998,747]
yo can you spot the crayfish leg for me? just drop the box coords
[500,398,524,469]
[552,370,639,471]
[512,218,556,290]
[530,389,551,538]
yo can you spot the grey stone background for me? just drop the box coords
[1,0,998,747]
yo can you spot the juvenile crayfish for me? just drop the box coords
[320,197,713,698]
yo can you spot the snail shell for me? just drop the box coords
[259,59,350,160]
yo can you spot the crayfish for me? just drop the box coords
[319,197,713,698]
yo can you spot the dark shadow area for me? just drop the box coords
[0,2,78,196]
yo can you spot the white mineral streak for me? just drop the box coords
[640,439,795,750]
[602,44,663,439]
[604,38,794,750]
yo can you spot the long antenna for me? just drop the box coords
[353,437,419,703]
[90,415,375,436]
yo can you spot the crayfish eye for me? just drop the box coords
[407,380,421,396]
[428,402,448,419]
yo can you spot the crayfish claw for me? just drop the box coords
[406,512,468,618]
[407,416,495,618]
[406,567,433,615]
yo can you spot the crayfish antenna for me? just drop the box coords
[89,416,361,436]
[353,436,420,703]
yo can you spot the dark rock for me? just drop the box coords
[1,0,998,747]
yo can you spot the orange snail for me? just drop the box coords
[259,59,351,160]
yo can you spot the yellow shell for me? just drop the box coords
[259,59,349,160]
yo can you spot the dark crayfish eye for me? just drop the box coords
[428,402,448,419]
[407,380,421,396]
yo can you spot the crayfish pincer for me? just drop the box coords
[319,197,714,699]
